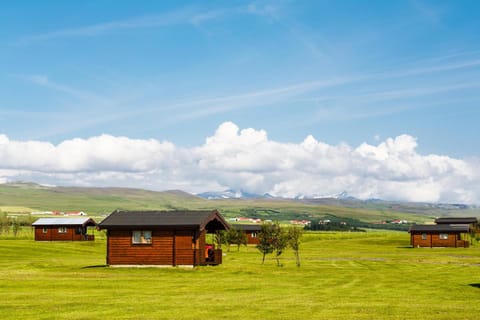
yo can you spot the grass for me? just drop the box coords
[1,231,480,319]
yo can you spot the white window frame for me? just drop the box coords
[42,227,48,234]
[439,233,449,240]
[421,233,427,240]
[58,226,67,233]
[132,230,152,244]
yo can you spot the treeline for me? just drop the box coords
[305,215,410,232]
[256,223,303,267]
[218,223,303,267]
[0,213,34,237]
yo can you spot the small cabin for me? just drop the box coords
[409,224,470,248]
[98,210,230,267]
[233,224,262,245]
[32,217,97,241]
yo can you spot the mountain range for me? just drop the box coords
[0,182,477,221]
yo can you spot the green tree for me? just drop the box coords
[256,223,274,264]
[223,227,247,252]
[12,218,20,237]
[0,213,9,235]
[271,223,288,267]
[287,226,303,267]
[233,227,247,251]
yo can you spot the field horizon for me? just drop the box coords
[1,182,479,230]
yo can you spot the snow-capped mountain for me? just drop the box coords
[293,191,356,200]
[197,189,355,200]
[197,189,274,200]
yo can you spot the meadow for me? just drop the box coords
[1,230,480,319]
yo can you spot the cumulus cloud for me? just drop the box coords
[0,122,478,204]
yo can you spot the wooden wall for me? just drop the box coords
[246,231,260,245]
[411,232,468,248]
[34,226,85,241]
[107,228,201,266]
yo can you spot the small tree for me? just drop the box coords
[12,218,20,237]
[271,223,288,267]
[0,213,9,235]
[234,228,247,251]
[287,226,303,267]
[223,227,247,252]
[256,223,274,264]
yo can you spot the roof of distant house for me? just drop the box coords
[409,224,470,233]
[434,217,478,225]
[98,210,229,232]
[32,217,96,226]
[232,224,262,232]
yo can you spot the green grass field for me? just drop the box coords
[1,231,480,319]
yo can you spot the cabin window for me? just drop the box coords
[251,232,258,238]
[58,226,67,233]
[42,227,48,233]
[439,233,448,240]
[421,233,427,240]
[132,230,152,244]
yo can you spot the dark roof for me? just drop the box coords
[434,217,478,224]
[32,217,96,227]
[409,224,470,233]
[98,210,229,232]
[232,224,262,232]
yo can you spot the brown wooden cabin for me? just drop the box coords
[409,224,471,248]
[32,217,97,241]
[98,210,230,267]
[233,224,262,245]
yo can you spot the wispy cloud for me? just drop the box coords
[13,3,279,46]
[21,74,110,105]
[14,9,196,46]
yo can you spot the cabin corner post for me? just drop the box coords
[173,230,176,267]
[106,230,110,265]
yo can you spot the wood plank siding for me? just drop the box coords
[107,229,199,265]
[410,232,469,248]
[99,210,230,266]
[32,218,96,241]
[34,226,81,241]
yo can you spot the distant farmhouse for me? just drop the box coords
[98,210,230,267]
[409,217,478,248]
[32,217,97,241]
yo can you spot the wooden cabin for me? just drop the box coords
[98,210,230,267]
[233,224,262,245]
[32,217,97,241]
[409,224,470,248]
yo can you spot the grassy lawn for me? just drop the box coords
[1,231,480,319]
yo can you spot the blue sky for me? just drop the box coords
[0,1,479,202]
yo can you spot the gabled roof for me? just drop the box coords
[98,210,230,232]
[232,224,262,232]
[409,224,470,233]
[32,217,96,227]
[434,217,478,225]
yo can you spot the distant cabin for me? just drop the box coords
[409,224,472,248]
[98,210,230,267]
[32,217,97,241]
[233,224,262,245]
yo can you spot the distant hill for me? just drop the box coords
[0,182,478,226]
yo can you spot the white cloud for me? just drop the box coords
[0,122,478,204]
